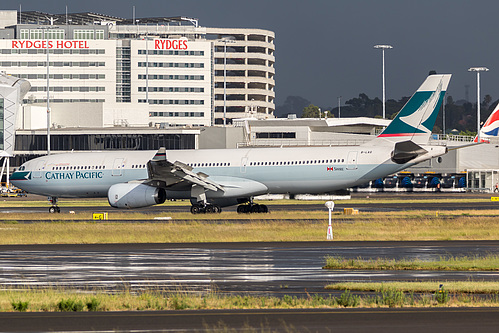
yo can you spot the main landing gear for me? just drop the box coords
[190,203,222,214]
[237,203,268,214]
[48,196,60,213]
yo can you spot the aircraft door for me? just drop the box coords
[112,158,124,176]
[32,160,46,178]
[347,151,358,170]
[240,157,248,173]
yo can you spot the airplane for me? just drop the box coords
[11,73,451,214]
[474,101,499,142]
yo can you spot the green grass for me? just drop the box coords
[325,281,499,294]
[2,286,499,311]
[0,212,498,244]
[323,255,499,271]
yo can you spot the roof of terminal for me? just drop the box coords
[17,11,198,26]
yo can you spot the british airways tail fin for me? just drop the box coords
[375,74,452,145]
[474,102,499,142]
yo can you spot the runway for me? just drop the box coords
[1,241,499,332]
[3,192,498,214]
[1,241,498,295]
[3,308,499,333]
[1,193,499,332]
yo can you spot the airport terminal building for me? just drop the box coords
[0,10,275,131]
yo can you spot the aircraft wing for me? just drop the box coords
[145,148,225,192]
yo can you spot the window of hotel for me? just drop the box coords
[74,30,94,40]
[138,87,204,93]
[27,29,64,39]
[139,50,205,56]
[149,111,205,117]
[142,99,205,105]
[20,29,29,39]
[73,30,104,40]
[45,29,64,39]
[138,62,204,68]
[29,29,43,39]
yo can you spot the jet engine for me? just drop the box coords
[108,183,166,209]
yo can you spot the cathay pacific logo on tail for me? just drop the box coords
[378,75,447,140]
[399,80,442,134]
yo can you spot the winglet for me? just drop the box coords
[376,74,452,145]
[152,147,167,161]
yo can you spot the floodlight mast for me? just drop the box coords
[40,26,55,155]
[468,67,489,143]
[338,96,341,118]
[374,44,393,119]
[221,36,235,127]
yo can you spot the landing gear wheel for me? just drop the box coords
[191,205,201,214]
[212,204,222,213]
[237,205,248,214]
[260,204,268,213]
[48,196,60,213]
[251,204,261,213]
[205,205,214,213]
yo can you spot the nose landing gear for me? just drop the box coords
[48,197,60,213]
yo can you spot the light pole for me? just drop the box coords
[443,96,446,136]
[338,96,341,118]
[145,34,149,105]
[46,30,50,155]
[374,44,393,119]
[221,36,235,127]
[41,26,55,155]
[468,67,489,143]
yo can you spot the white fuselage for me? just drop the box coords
[11,144,447,201]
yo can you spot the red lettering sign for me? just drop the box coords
[154,39,188,50]
[11,40,89,49]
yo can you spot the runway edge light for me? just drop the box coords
[325,201,334,240]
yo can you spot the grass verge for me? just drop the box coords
[3,287,499,311]
[1,213,499,244]
[325,281,499,294]
[323,255,499,271]
[0,284,499,312]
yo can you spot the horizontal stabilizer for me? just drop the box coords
[391,140,428,164]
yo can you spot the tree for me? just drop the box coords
[483,94,492,109]
[301,104,320,118]
[274,96,311,118]
[446,95,454,106]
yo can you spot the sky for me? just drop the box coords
[4,0,499,108]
